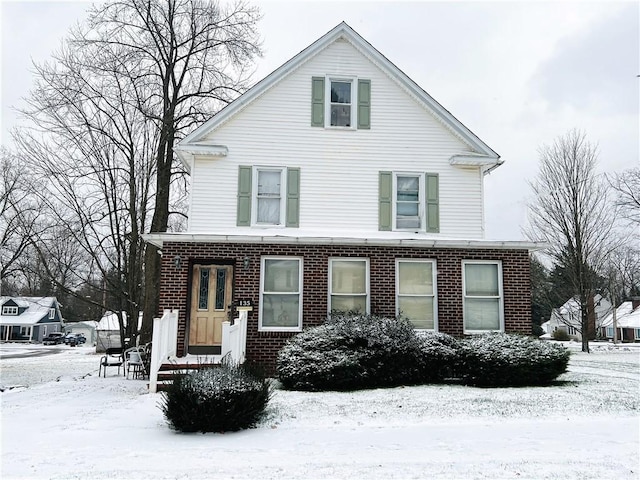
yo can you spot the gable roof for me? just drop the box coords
[601,302,640,329]
[175,21,501,172]
[0,297,61,326]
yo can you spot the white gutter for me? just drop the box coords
[142,232,546,252]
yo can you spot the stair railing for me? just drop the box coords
[149,309,179,393]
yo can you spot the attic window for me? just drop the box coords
[2,306,18,316]
[330,80,353,127]
[49,308,55,320]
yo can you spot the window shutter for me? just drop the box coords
[311,77,325,127]
[357,79,371,129]
[379,171,392,231]
[426,173,439,233]
[286,167,300,227]
[237,166,252,226]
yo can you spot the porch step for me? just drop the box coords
[153,361,221,392]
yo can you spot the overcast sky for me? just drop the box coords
[1,0,638,240]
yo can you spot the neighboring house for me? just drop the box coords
[542,294,612,341]
[600,300,640,342]
[0,297,65,342]
[66,320,99,345]
[144,22,540,371]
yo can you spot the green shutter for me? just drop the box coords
[237,166,252,226]
[379,171,392,231]
[311,77,324,127]
[286,167,300,227]
[426,173,439,233]
[357,79,371,129]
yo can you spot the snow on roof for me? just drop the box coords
[600,302,640,329]
[0,297,59,326]
[96,311,142,331]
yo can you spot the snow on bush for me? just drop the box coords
[456,333,570,387]
[277,313,459,391]
[160,363,272,433]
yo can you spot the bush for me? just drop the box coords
[416,331,460,382]
[160,363,272,433]
[277,313,459,391]
[456,333,570,387]
[552,328,570,341]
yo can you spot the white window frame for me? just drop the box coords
[42,325,48,338]
[252,167,286,226]
[462,260,504,334]
[635,328,640,340]
[393,172,425,231]
[328,258,370,314]
[259,256,303,332]
[606,327,614,338]
[395,259,438,331]
[2,305,18,316]
[49,308,55,320]
[325,76,357,129]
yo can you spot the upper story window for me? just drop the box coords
[395,174,422,230]
[329,80,353,127]
[49,308,55,320]
[379,172,439,233]
[255,168,285,225]
[237,166,300,228]
[462,260,504,334]
[311,76,370,129]
[2,305,18,316]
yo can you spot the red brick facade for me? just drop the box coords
[158,241,532,371]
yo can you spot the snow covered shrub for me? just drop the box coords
[160,363,272,433]
[456,333,570,387]
[416,331,460,382]
[277,313,442,391]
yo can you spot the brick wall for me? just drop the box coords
[158,242,532,371]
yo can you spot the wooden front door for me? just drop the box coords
[189,264,233,354]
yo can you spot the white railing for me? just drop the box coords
[148,309,178,393]
[221,310,248,365]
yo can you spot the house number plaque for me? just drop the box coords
[236,299,253,311]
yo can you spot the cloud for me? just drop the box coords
[530,3,639,115]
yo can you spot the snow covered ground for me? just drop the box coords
[1,342,638,480]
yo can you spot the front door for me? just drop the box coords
[189,264,233,355]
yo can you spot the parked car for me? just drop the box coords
[64,333,86,345]
[43,332,65,345]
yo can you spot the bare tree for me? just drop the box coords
[608,168,640,225]
[14,0,261,342]
[0,148,45,295]
[69,0,262,340]
[526,130,618,352]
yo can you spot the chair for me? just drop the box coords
[125,346,147,380]
[99,347,125,377]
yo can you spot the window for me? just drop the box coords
[329,80,353,127]
[237,166,300,228]
[2,306,18,315]
[259,257,302,331]
[379,172,439,232]
[49,308,55,320]
[396,260,437,330]
[42,325,48,338]
[254,168,285,225]
[329,258,369,313]
[395,174,422,230]
[463,261,504,333]
[606,327,614,338]
[635,329,640,340]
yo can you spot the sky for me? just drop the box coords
[1,0,638,241]
[1,342,639,479]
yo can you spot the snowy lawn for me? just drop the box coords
[1,342,638,480]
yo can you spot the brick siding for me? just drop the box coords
[158,242,532,371]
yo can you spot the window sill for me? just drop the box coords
[258,326,303,333]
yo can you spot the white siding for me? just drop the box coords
[189,39,485,239]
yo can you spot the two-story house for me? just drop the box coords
[144,22,538,371]
[0,297,64,342]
